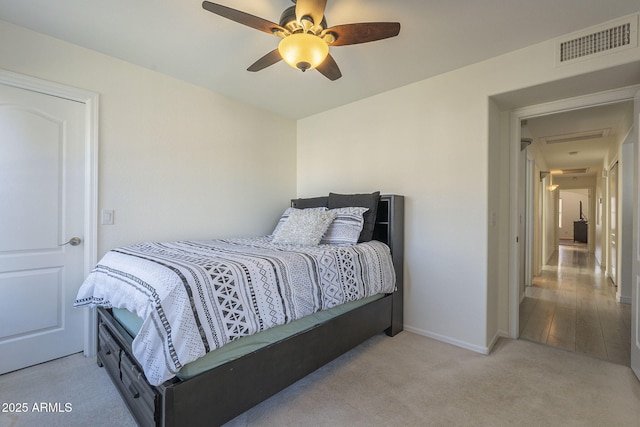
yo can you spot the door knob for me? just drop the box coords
[59,237,82,246]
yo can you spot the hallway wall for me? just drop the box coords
[554,175,597,252]
[618,141,634,303]
[558,190,588,241]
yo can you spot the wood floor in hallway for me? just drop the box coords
[519,242,631,366]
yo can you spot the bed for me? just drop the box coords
[77,193,404,427]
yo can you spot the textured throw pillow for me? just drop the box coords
[328,191,380,242]
[272,209,337,246]
[271,207,327,235]
[320,207,369,245]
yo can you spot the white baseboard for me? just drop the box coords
[616,294,632,304]
[486,331,502,352]
[403,325,493,355]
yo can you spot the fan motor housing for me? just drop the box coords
[279,5,327,29]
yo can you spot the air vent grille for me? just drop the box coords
[543,128,611,144]
[561,168,588,175]
[560,23,631,62]
[556,14,638,66]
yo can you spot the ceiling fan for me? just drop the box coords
[202,0,401,81]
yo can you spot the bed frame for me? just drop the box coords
[95,194,404,427]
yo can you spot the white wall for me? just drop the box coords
[487,100,507,344]
[0,20,297,257]
[619,140,634,303]
[543,178,558,263]
[3,13,639,354]
[558,190,588,240]
[298,71,492,351]
[526,141,549,277]
[555,175,598,249]
[297,14,640,352]
[595,176,606,266]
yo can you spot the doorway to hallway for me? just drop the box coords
[519,242,630,365]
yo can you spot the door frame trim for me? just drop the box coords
[0,68,99,356]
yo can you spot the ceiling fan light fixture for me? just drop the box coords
[278,33,329,71]
[201,1,400,80]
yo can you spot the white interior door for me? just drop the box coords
[0,83,86,373]
[632,89,640,380]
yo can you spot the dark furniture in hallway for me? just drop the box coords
[573,220,588,243]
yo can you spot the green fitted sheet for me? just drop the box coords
[112,294,384,380]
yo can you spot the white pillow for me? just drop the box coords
[320,207,369,245]
[272,207,327,235]
[272,209,337,246]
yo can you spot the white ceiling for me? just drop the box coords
[2,1,638,174]
[524,101,634,176]
[1,0,639,119]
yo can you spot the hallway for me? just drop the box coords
[519,242,631,366]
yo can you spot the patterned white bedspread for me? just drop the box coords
[74,237,395,386]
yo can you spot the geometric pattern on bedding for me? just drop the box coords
[208,261,249,338]
[74,236,395,386]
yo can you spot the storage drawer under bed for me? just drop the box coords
[97,321,120,374]
[97,310,160,427]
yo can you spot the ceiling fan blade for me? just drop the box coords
[247,49,283,72]
[202,1,284,35]
[326,22,401,46]
[316,54,342,81]
[295,0,327,26]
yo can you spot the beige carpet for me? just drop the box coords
[1,332,639,426]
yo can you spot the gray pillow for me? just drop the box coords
[328,192,380,242]
[291,196,328,209]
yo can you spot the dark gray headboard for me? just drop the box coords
[373,195,404,255]
[374,194,404,335]
[290,194,404,253]
[289,193,404,334]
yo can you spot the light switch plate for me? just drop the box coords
[101,209,114,225]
